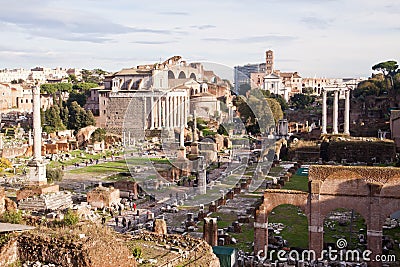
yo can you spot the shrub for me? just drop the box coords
[131,247,142,259]
[1,210,23,224]
[63,209,79,226]
[46,166,64,183]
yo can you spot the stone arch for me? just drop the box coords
[189,73,196,80]
[178,71,186,79]
[190,88,194,96]
[168,70,175,79]
[262,190,308,215]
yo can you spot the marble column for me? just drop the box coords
[150,96,155,129]
[321,89,327,134]
[332,90,339,134]
[122,131,126,146]
[158,97,162,128]
[28,86,47,185]
[177,96,181,127]
[162,97,166,128]
[344,89,350,135]
[197,156,206,195]
[166,96,170,129]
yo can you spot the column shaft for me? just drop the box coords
[322,90,327,134]
[332,90,339,134]
[344,90,350,135]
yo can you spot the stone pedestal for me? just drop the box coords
[233,187,241,194]
[27,160,47,186]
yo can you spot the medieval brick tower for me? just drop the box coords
[265,50,274,74]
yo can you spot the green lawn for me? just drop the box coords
[67,160,129,174]
[268,204,309,248]
[282,174,309,192]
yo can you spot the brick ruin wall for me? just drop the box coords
[0,225,137,267]
[105,96,146,136]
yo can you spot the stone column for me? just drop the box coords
[143,97,147,130]
[197,156,206,195]
[173,96,177,128]
[203,217,218,246]
[332,90,339,134]
[254,208,269,258]
[150,96,155,129]
[128,131,131,146]
[322,89,327,134]
[166,96,170,129]
[344,89,350,135]
[162,97,166,128]
[158,97,162,128]
[28,85,47,185]
[33,86,42,161]
[176,96,182,128]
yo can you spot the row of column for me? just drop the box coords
[321,89,350,135]
[149,95,188,130]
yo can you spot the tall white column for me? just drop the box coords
[177,96,181,127]
[28,85,46,185]
[166,96,170,129]
[332,90,339,134]
[158,97,162,128]
[33,86,42,160]
[143,97,147,130]
[150,96,155,129]
[122,131,126,146]
[322,89,327,134]
[344,89,350,135]
[162,97,166,127]
[173,96,177,128]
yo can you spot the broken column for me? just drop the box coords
[197,156,206,195]
[27,85,47,185]
[153,219,167,235]
[203,217,218,246]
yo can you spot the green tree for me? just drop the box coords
[91,128,106,143]
[266,98,283,123]
[73,82,98,93]
[67,101,96,132]
[372,60,399,90]
[43,105,65,133]
[289,93,315,110]
[67,91,87,107]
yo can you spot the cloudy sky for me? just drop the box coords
[0,0,399,77]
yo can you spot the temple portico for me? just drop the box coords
[321,87,350,135]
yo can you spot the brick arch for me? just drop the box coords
[262,190,308,215]
[255,165,400,267]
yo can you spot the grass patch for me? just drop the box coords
[67,160,129,174]
[282,174,308,192]
[268,204,308,248]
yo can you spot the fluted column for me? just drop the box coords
[150,96,155,129]
[344,90,350,135]
[33,86,42,160]
[162,97,166,128]
[158,97,162,128]
[332,90,339,134]
[177,96,181,127]
[166,96,170,129]
[322,89,327,134]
